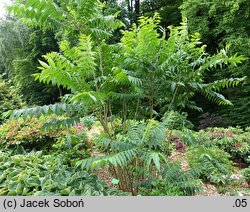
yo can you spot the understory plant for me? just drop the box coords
[241,167,250,185]
[138,162,202,196]
[0,116,63,149]
[76,119,179,195]
[0,76,25,123]
[187,145,233,185]
[0,115,87,151]
[0,150,127,196]
[203,127,250,164]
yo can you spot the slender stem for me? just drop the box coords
[111,166,122,190]
[98,108,112,138]
[93,72,99,91]
[149,97,154,119]
[168,86,179,111]
[125,166,135,195]
[134,97,140,119]
[98,47,104,77]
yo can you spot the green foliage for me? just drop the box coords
[0,19,60,105]
[201,127,250,164]
[8,0,123,41]
[4,103,80,119]
[0,1,248,197]
[141,0,182,28]
[177,128,210,148]
[0,150,127,196]
[0,19,29,77]
[2,103,83,132]
[5,14,246,139]
[4,1,125,136]
[187,145,233,185]
[35,34,97,92]
[80,115,97,130]
[139,162,202,196]
[241,166,250,185]
[4,0,123,106]
[51,132,91,161]
[162,111,194,130]
[118,14,246,117]
[11,28,61,105]
[181,0,250,54]
[0,76,25,123]
[0,115,83,150]
[76,119,173,195]
[181,0,250,128]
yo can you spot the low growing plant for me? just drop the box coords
[241,167,250,185]
[0,115,87,151]
[138,162,202,196]
[201,127,250,164]
[0,150,128,196]
[187,145,233,185]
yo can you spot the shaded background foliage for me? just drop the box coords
[0,0,249,128]
[0,18,61,105]
[0,76,25,123]
[181,0,250,128]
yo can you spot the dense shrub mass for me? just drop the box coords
[0,116,80,149]
[203,127,250,164]
[187,145,233,185]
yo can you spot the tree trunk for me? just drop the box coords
[135,0,140,17]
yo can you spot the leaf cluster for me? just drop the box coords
[0,150,127,196]
[187,145,233,185]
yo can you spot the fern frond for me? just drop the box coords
[202,77,246,92]
[201,90,233,106]
[76,148,138,170]
[42,117,80,130]
[141,151,167,171]
[35,34,96,92]
[2,103,79,120]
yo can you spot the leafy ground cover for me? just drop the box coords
[0,114,249,196]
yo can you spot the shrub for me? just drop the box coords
[51,133,91,161]
[241,167,250,185]
[187,145,233,185]
[138,162,202,196]
[201,127,250,164]
[162,111,194,130]
[76,119,174,195]
[0,116,86,151]
[80,115,97,130]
